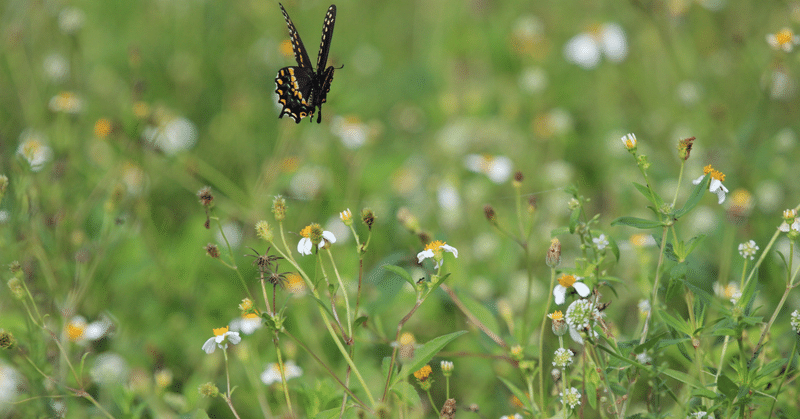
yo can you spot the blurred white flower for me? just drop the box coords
[289,166,325,199]
[66,315,113,344]
[48,91,84,114]
[43,53,70,82]
[261,360,302,385]
[766,69,797,101]
[229,313,262,335]
[143,117,198,155]
[437,182,461,210]
[518,66,548,94]
[564,23,627,69]
[0,364,22,415]
[713,282,742,304]
[215,222,243,249]
[464,154,512,184]
[90,353,129,385]
[331,115,368,149]
[58,7,85,34]
[17,130,53,172]
[767,28,800,52]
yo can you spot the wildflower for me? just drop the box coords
[630,233,656,247]
[560,387,582,409]
[272,196,287,221]
[565,299,600,344]
[714,282,741,304]
[201,326,241,354]
[738,240,759,260]
[58,7,85,34]
[440,360,454,376]
[546,238,561,268]
[198,382,220,397]
[142,116,198,155]
[592,234,609,250]
[0,364,23,408]
[197,187,214,207]
[393,332,417,361]
[413,364,432,381]
[553,274,591,305]
[285,273,307,294]
[692,165,728,204]
[500,414,523,419]
[638,299,650,316]
[331,115,369,149]
[417,240,458,269]
[261,360,303,385]
[678,136,695,160]
[94,118,113,138]
[552,348,574,367]
[255,220,274,242]
[66,316,112,343]
[767,28,800,52]
[636,352,652,364]
[17,130,53,172]
[510,344,524,360]
[361,208,375,230]
[229,313,262,335]
[779,209,800,233]
[621,133,637,150]
[564,23,627,69]
[688,412,714,419]
[548,310,568,336]
[464,154,513,184]
[155,369,173,389]
[297,223,336,255]
[0,330,16,350]
[204,243,220,258]
[340,208,353,225]
[90,353,129,385]
[790,310,800,334]
[48,91,84,114]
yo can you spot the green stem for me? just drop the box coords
[768,335,798,417]
[538,267,556,412]
[640,225,670,345]
[274,340,294,416]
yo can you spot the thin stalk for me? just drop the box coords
[537,267,557,410]
[640,225,670,345]
[767,336,798,417]
[273,340,294,416]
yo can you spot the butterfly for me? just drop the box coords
[275,3,337,124]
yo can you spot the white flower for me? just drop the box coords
[297,224,336,256]
[779,208,800,233]
[636,352,652,364]
[499,415,523,419]
[0,364,22,413]
[560,387,581,409]
[331,115,368,149]
[229,313,262,335]
[738,240,759,260]
[790,310,800,334]
[565,299,600,344]
[17,130,53,172]
[552,348,574,367]
[143,116,198,155]
[767,28,800,52]
[592,234,609,250]
[261,360,303,385]
[202,326,241,354]
[417,240,458,269]
[464,154,513,184]
[692,165,728,205]
[48,91,84,113]
[714,282,742,304]
[564,23,627,69]
[90,353,129,385]
[66,316,113,344]
[621,133,637,149]
[553,274,591,305]
[638,299,651,315]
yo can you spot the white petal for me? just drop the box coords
[692,175,705,185]
[600,23,627,62]
[779,222,791,232]
[553,285,566,305]
[298,238,313,255]
[569,325,584,344]
[442,244,458,258]
[202,338,217,354]
[417,249,433,264]
[487,156,512,184]
[564,33,601,69]
[573,281,591,297]
[227,331,241,345]
[321,230,336,245]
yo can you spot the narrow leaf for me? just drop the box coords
[393,331,467,386]
[498,377,533,411]
[383,264,415,288]
[611,216,664,230]
[675,174,709,218]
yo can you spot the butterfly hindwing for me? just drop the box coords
[275,3,337,124]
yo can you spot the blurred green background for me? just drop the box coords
[2,0,800,417]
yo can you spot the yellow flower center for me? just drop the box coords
[776,29,795,45]
[300,225,313,238]
[730,189,752,207]
[630,233,648,247]
[67,322,85,342]
[286,273,306,294]
[724,285,738,299]
[22,140,43,159]
[702,165,725,181]
[479,154,494,172]
[94,118,112,138]
[548,310,564,321]
[413,365,432,381]
[213,326,229,336]
[510,345,523,356]
[239,298,254,311]
[399,332,416,346]
[558,274,577,288]
[243,313,259,320]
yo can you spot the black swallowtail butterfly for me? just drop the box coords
[275,3,337,124]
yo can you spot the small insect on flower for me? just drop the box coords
[553,274,591,305]
[202,326,241,354]
[417,240,458,269]
[692,165,728,204]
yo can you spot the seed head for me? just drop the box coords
[197,187,214,207]
[272,195,287,221]
[205,243,220,259]
[360,208,375,230]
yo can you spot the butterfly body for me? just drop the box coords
[275,3,337,124]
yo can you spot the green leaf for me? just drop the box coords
[498,377,533,411]
[661,368,717,399]
[455,290,501,341]
[314,409,340,419]
[381,356,393,384]
[633,181,665,208]
[611,216,664,230]
[391,381,421,405]
[717,374,738,400]
[568,207,581,233]
[586,381,597,409]
[609,382,628,396]
[353,315,368,328]
[393,331,467,386]
[659,310,692,336]
[383,264,415,288]
[675,174,709,218]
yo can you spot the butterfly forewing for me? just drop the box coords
[275,3,337,124]
[316,5,336,76]
[278,3,313,71]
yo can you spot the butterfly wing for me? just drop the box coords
[316,5,336,76]
[279,3,313,70]
[275,66,316,123]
